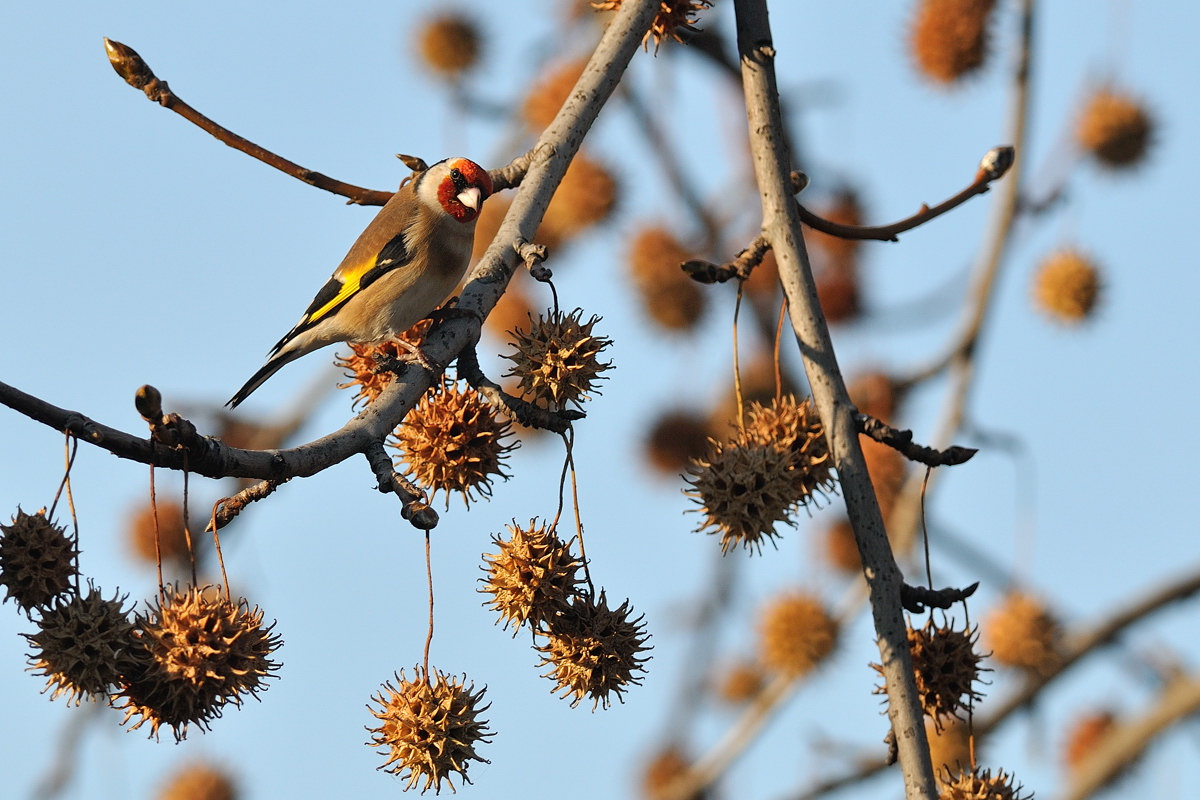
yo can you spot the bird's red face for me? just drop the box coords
[437,158,493,223]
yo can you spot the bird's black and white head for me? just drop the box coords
[419,157,493,224]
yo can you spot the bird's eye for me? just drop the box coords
[449,167,467,191]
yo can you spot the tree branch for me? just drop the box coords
[732,2,935,797]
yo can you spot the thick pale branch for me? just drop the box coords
[732,2,936,798]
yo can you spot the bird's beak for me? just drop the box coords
[457,186,484,212]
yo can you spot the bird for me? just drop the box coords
[227,157,494,408]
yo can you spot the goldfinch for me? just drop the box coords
[227,157,493,408]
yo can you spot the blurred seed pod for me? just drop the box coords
[713,658,765,705]
[822,516,862,574]
[1032,249,1102,324]
[483,277,538,344]
[908,0,997,85]
[0,507,77,614]
[413,13,482,78]
[757,591,838,678]
[643,407,713,476]
[848,370,901,424]
[1062,709,1118,774]
[640,745,706,800]
[1076,87,1154,169]
[128,500,193,566]
[541,152,620,243]
[157,761,238,800]
[983,591,1063,676]
[627,225,707,332]
[522,57,588,130]
[927,716,974,785]
[805,189,866,263]
[367,667,492,794]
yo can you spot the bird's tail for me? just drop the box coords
[226,348,305,408]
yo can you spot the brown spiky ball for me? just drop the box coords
[686,437,799,553]
[336,320,435,407]
[414,14,481,77]
[983,591,1062,676]
[480,519,584,633]
[627,225,706,331]
[592,1,713,53]
[909,0,997,85]
[742,394,835,503]
[503,308,613,410]
[392,378,517,508]
[538,591,651,709]
[1076,88,1153,169]
[938,766,1030,800]
[158,761,238,800]
[115,586,282,741]
[367,667,492,794]
[757,591,838,677]
[25,585,139,706]
[875,619,988,729]
[1032,249,1102,324]
[0,507,77,613]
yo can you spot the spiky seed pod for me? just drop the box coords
[741,395,835,503]
[757,591,838,678]
[502,308,613,410]
[627,225,706,331]
[927,716,973,784]
[1076,88,1153,169]
[593,1,713,53]
[25,585,139,706]
[158,761,238,800]
[522,57,588,130]
[983,591,1062,676]
[1062,710,1117,772]
[640,746,705,800]
[714,659,765,705]
[336,321,435,407]
[1032,250,1102,324]
[391,379,517,509]
[414,14,481,77]
[643,408,712,476]
[685,437,799,553]
[366,667,492,794]
[0,507,77,613]
[480,519,584,634]
[115,586,282,741]
[938,766,1031,800]
[707,356,793,438]
[538,591,651,710]
[874,619,988,729]
[540,153,619,242]
[128,500,192,566]
[909,0,997,85]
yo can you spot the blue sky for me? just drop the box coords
[2,2,1199,798]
